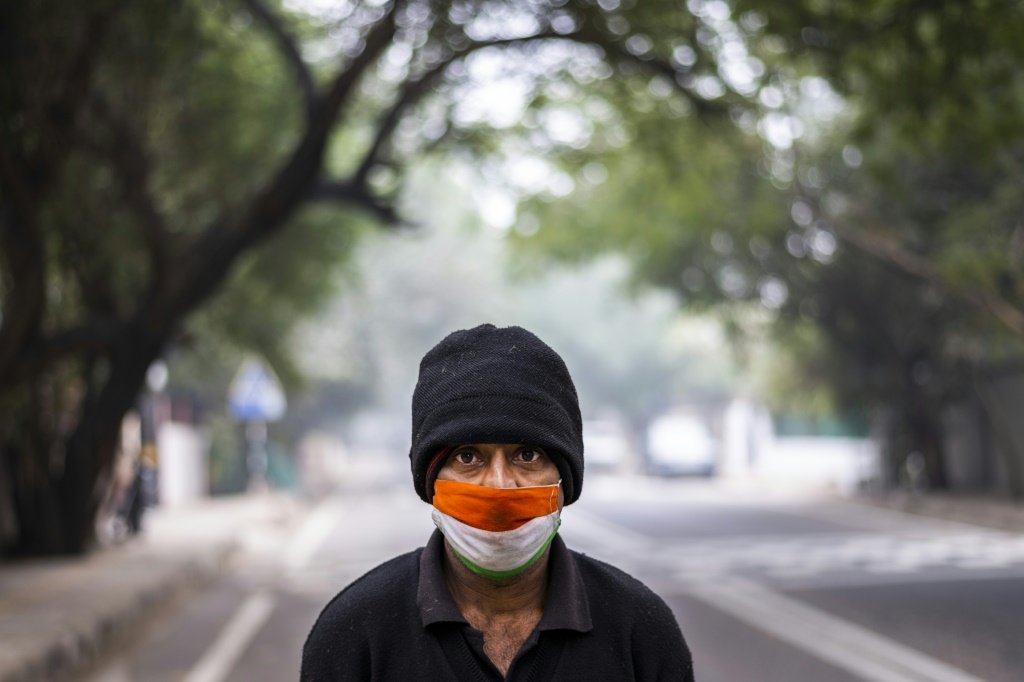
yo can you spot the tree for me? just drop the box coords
[515,0,1024,491]
[1,0,737,555]
[731,0,1024,337]
[731,0,1024,486]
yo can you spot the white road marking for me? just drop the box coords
[181,499,345,682]
[185,498,345,682]
[183,591,276,682]
[285,497,341,570]
[864,562,919,574]
[561,505,653,552]
[654,531,1024,578]
[677,576,987,682]
[771,567,1024,592]
[569,505,991,682]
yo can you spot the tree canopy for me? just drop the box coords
[4,0,1023,555]
[514,0,1024,489]
[0,0,747,555]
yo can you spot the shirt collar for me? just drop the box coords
[417,528,592,633]
[417,530,466,626]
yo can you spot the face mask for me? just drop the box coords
[431,479,561,581]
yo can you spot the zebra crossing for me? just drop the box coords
[658,530,1024,585]
[570,478,1024,588]
[563,496,1020,682]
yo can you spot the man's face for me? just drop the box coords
[436,443,561,496]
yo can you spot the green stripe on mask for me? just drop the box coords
[451,524,560,581]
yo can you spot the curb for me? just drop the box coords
[0,540,235,682]
[853,492,1024,533]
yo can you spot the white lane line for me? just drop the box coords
[676,576,986,682]
[183,591,276,682]
[185,499,338,682]
[285,497,340,570]
[564,506,988,682]
[561,505,653,551]
[757,566,1024,592]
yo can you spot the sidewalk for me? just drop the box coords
[0,493,304,682]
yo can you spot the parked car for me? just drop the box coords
[645,413,717,477]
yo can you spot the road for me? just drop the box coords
[79,476,1024,681]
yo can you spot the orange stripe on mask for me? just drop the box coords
[432,479,560,532]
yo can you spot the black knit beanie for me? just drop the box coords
[410,324,584,506]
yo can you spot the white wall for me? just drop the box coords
[721,398,881,493]
[157,422,209,506]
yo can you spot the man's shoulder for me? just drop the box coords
[311,547,422,630]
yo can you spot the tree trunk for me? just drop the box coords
[908,402,949,491]
[62,329,163,553]
[3,444,67,556]
[973,375,1024,500]
[1,326,163,556]
[0,2,402,557]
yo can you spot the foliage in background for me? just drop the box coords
[513,0,1024,489]
[295,159,739,449]
[1,0,756,555]
[5,0,1023,556]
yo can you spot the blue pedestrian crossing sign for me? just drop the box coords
[228,356,287,422]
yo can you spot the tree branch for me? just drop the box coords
[0,151,46,385]
[43,317,124,358]
[163,2,400,322]
[351,23,731,192]
[353,29,578,189]
[832,221,1024,337]
[0,316,125,388]
[84,96,172,293]
[0,9,120,387]
[317,4,402,135]
[0,8,117,387]
[28,8,113,193]
[571,23,732,120]
[241,0,317,119]
[308,179,401,224]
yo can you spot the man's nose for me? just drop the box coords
[481,453,515,488]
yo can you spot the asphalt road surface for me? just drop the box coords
[79,476,1024,682]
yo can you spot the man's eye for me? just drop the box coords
[455,451,476,464]
[519,448,541,463]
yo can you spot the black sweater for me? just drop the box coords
[301,531,694,681]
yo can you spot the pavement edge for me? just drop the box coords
[0,542,236,682]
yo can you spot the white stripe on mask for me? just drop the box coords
[431,508,561,578]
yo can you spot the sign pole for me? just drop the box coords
[228,357,287,492]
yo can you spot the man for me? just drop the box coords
[302,324,694,681]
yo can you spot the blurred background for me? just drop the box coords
[2,0,1024,681]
